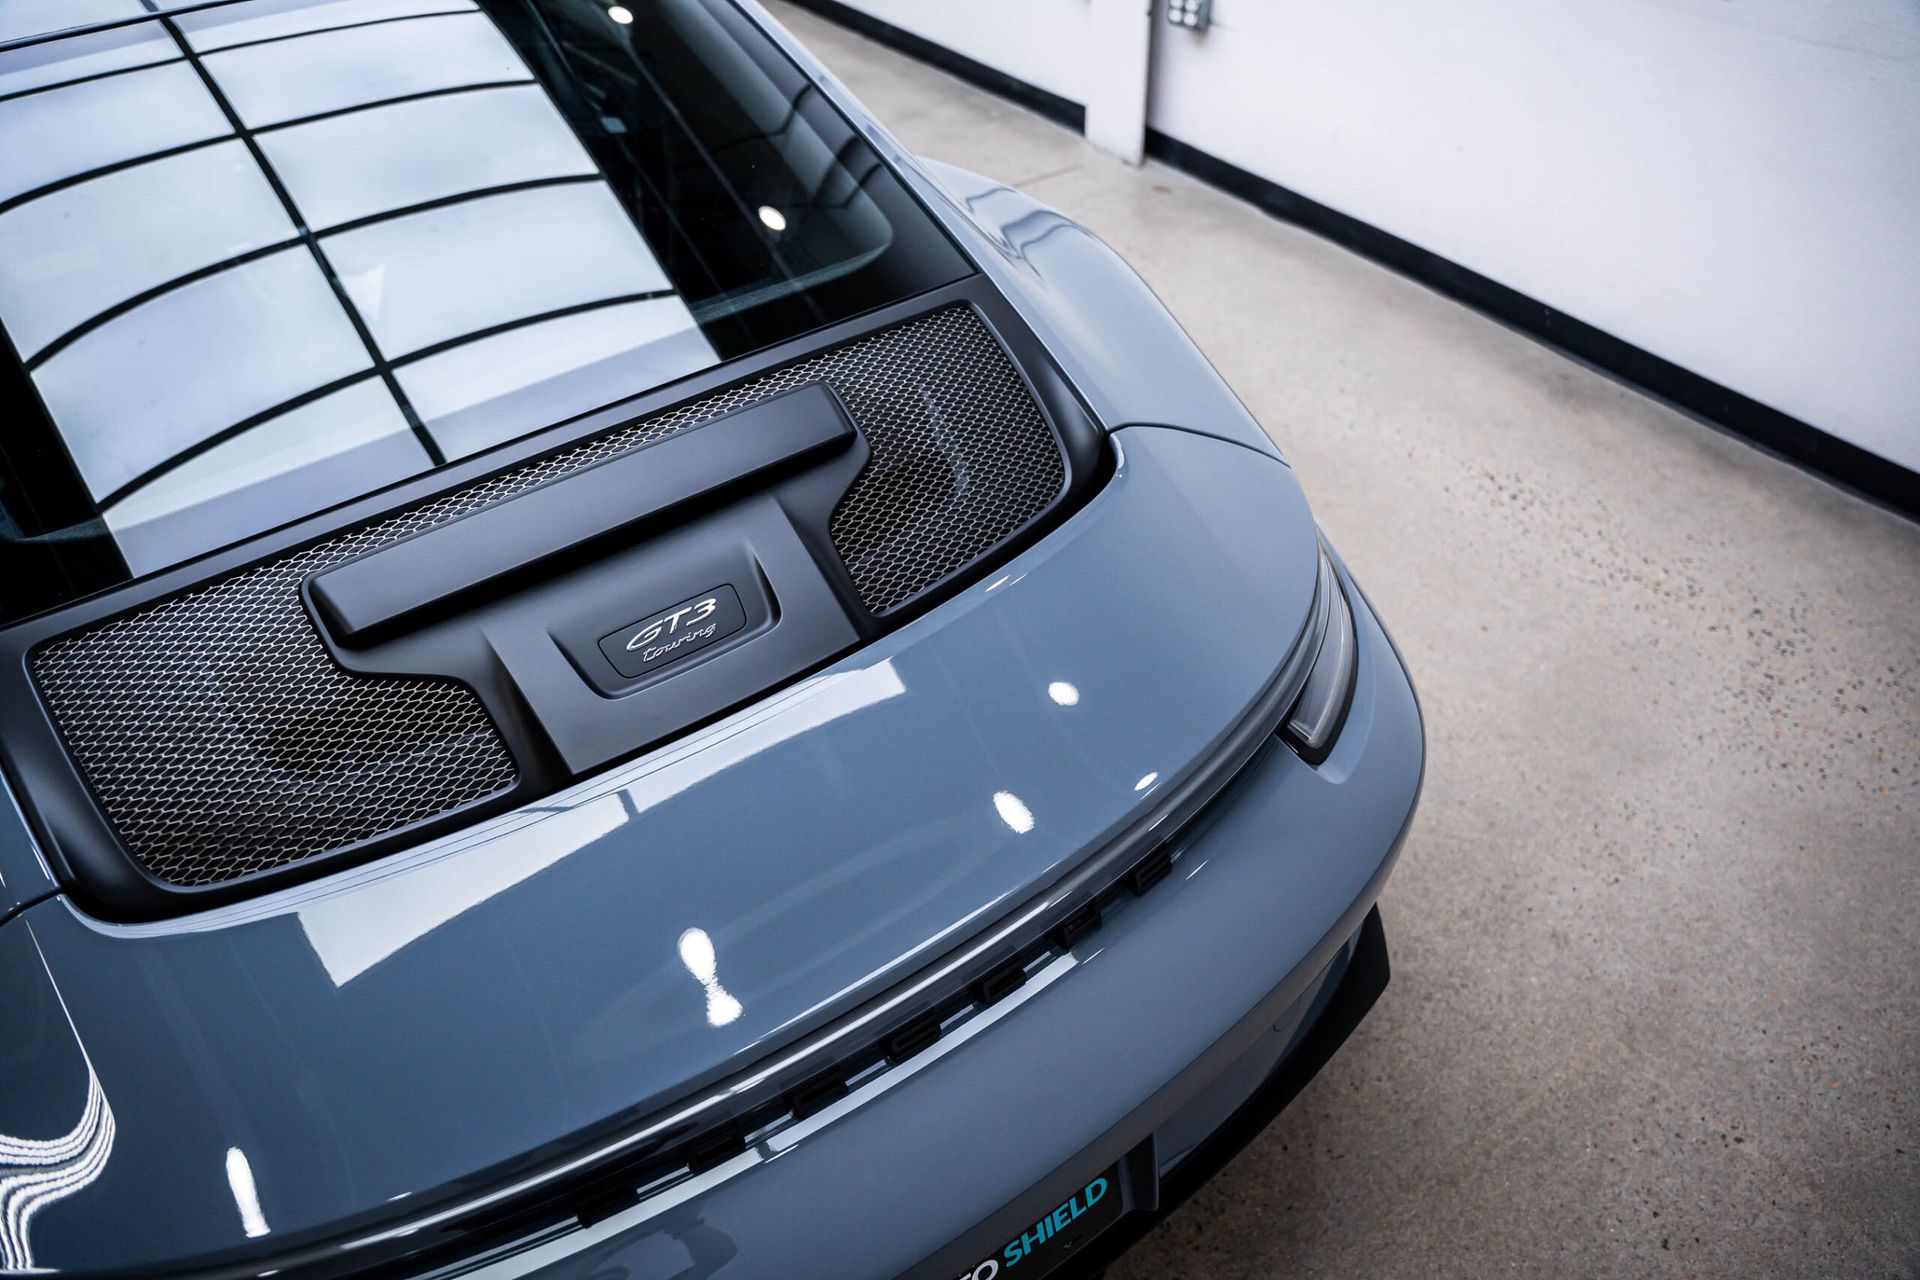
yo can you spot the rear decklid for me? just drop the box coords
[0,425,1322,1275]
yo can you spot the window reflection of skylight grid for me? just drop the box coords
[0,0,713,576]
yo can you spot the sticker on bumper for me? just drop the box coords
[955,1163,1124,1279]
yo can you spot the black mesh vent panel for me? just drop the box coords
[821,308,1063,611]
[33,306,1063,886]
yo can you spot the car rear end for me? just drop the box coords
[0,2,1421,1276]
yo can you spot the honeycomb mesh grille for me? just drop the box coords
[33,306,1063,886]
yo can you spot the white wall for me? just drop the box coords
[1084,0,1152,163]
[822,0,1152,163]
[813,0,1920,473]
[1147,0,1920,474]
[823,0,1092,107]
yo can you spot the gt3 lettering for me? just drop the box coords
[628,597,719,650]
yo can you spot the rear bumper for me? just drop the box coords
[478,560,1423,1280]
[1028,905,1390,1280]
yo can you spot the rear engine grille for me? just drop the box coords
[823,308,1063,611]
[32,306,1064,887]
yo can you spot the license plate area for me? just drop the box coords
[957,1145,1155,1280]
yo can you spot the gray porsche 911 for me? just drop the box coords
[0,2,1422,1276]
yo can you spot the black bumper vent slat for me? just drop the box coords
[32,306,1064,887]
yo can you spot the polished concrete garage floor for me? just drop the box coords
[769,7,1920,1276]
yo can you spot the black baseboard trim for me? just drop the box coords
[779,0,1918,520]
[1143,131,1919,520]
[779,0,1084,132]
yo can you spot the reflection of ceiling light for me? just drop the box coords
[226,1147,270,1239]
[607,4,633,23]
[758,205,788,233]
[679,927,743,1027]
[994,790,1034,834]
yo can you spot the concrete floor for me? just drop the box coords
[768,7,1920,1276]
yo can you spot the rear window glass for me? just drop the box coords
[0,0,968,623]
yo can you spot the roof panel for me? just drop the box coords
[321,183,673,357]
[0,140,293,359]
[201,11,529,128]
[175,0,476,53]
[0,60,228,205]
[259,83,596,231]
[0,22,175,97]
[0,0,146,45]
[31,247,372,499]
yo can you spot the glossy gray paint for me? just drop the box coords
[0,426,1341,1273]
[478,561,1421,1280]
